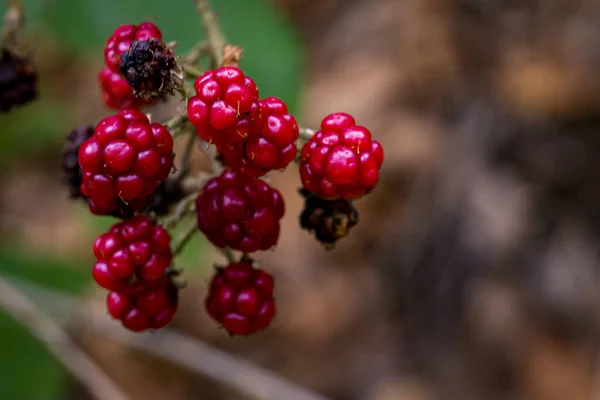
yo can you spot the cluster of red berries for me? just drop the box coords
[61,21,385,335]
[92,215,178,331]
[188,67,299,177]
[78,109,174,216]
[99,22,162,109]
[205,258,276,335]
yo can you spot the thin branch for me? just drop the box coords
[218,247,236,263]
[172,220,199,255]
[160,191,198,230]
[6,276,332,400]
[182,63,204,79]
[299,127,315,142]
[0,277,131,400]
[182,40,211,64]
[194,0,227,67]
[178,130,198,177]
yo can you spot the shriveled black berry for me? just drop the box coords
[0,48,37,112]
[119,38,176,99]
[62,125,94,198]
[299,188,359,250]
[147,177,185,216]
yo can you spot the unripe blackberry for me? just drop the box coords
[62,125,94,198]
[0,48,37,112]
[300,113,384,200]
[78,109,174,216]
[119,38,176,99]
[92,215,173,292]
[196,170,284,253]
[106,277,178,332]
[220,96,299,177]
[205,258,276,335]
[187,66,260,147]
[299,188,359,249]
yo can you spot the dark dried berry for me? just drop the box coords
[62,125,94,198]
[147,177,185,216]
[119,38,176,99]
[0,49,37,112]
[299,188,359,249]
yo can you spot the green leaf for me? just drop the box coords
[12,0,303,110]
[0,248,90,294]
[0,312,67,400]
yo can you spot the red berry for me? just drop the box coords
[299,112,384,200]
[104,22,162,71]
[92,215,172,288]
[187,66,260,147]
[78,109,174,215]
[106,279,178,332]
[205,260,276,335]
[220,97,299,177]
[99,67,149,110]
[195,170,284,253]
[101,22,162,110]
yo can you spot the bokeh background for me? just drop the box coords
[3,0,600,399]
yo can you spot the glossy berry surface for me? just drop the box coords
[106,278,178,332]
[104,22,162,71]
[99,67,148,109]
[299,113,384,200]
[205,260,276,335]
[92,215,172,292]
[101,22,162,110]
[196,170,284,253]
[220,97,299,177]
[187,66,260,147]
[78,109,174,215]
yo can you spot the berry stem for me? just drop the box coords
[183,40,211,64]
[177,130,198,177]
[218,247,235,263]
[161,192,198,230]
[172,220,199,256]
[299,127,315,141]
[182,64,204,79]
[194,0,227,68]
[164,114,189,131]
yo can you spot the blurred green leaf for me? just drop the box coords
[0,312,67,400]
[12,0,303,108]
[0,248,87,400]
[0,248,90,294]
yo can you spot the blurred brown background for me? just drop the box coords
[3,0,600,399]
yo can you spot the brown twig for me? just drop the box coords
[194,0,227,67]
[5,276,331,400]
[0,277,131,400]
[183,40,211,64]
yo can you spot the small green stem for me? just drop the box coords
[194,0,227,67]
[177,131,197,177]
[172,221,199,256]
[182,64,204,79]
[161,192,197,230]
[218,247,235,263]
[183,40,211,64]
[299,127,315,141]
[164,114,189,131]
